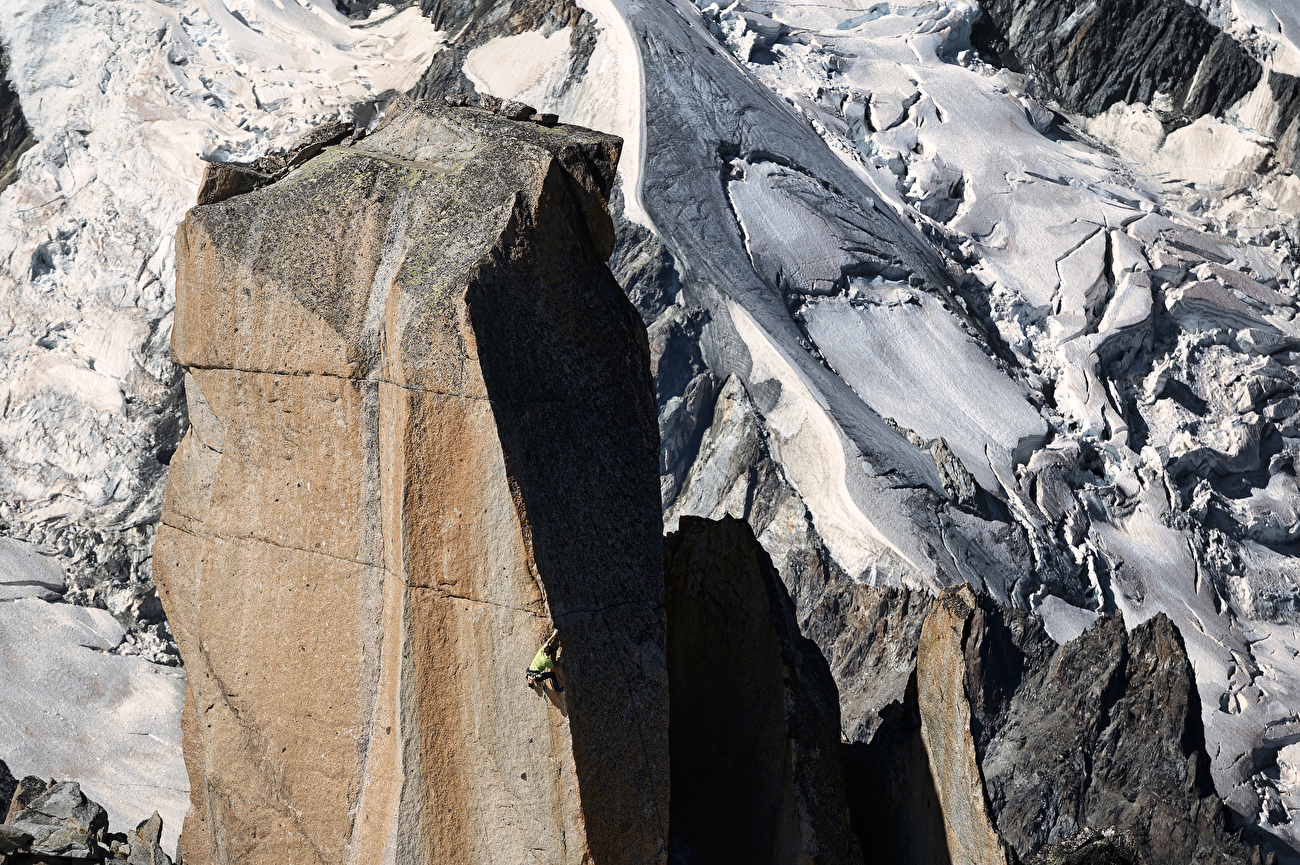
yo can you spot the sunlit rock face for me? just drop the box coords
[155,101,668,865]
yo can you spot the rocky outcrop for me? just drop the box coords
[838,585,1256,864]
[972,0,1261,125]
[916,588,1018,865]
[0,769,174,865]
[607,188,681,329]
[0,43,34,195]
[8,781,109,860]
[916,585,1249,865]
[155,99,667,865]
[842,674,951,865]
[404,0,597,108]
[1020,828,1143,865]
[663,516,861,865]
[194,120,357,206]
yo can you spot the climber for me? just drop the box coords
[526,628,564,693]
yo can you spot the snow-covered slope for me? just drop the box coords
[0,0,440,585]
[6,0,1300,859]
[0,0,440,853]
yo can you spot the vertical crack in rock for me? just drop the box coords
[155,100,667,865]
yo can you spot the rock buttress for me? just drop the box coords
[917,585,1249,865]
[972,0,1261,123]
[154,101,667,865]
[663,516,862,865]
[916,586,1017,865]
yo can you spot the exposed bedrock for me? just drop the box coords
[0,761,176,865]
[0,42,34,195]
[971,0,1261,124]
[664,516,862,865]
[155,100,668,865]
[972,0,1300,173]
[404,0,597,113]
[912,585,1250,865]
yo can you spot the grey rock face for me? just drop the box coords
[0,43,34,195]
[608,187,681,328]
[331,0,415,18]
[0,773,173,864]
[0,824,34,855]
[608,187,720,510]
[650,306,717,506]
[664,376,889,739]
[123,812,172,865]
[845,586,1251,863]
[664,516,862,865]
[4,777,47,826]
[9,781,108,859]
[1020,828,1143,865]
[972,0,1261,124]
[838,585,1253,864]
[405,0,597,106]
[952,593,1248,864]
[818,585,933,745]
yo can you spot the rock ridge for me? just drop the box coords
[916,585,1251,865]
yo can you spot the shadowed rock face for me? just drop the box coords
[0,43,35,194]
[155,100,667,865]
[842,673,951,865]
[0,761,14,821]
[918,586,1249,865]
[663,516,862,865]
[972,0,1262,125]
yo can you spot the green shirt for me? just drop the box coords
[529,648,554,673]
